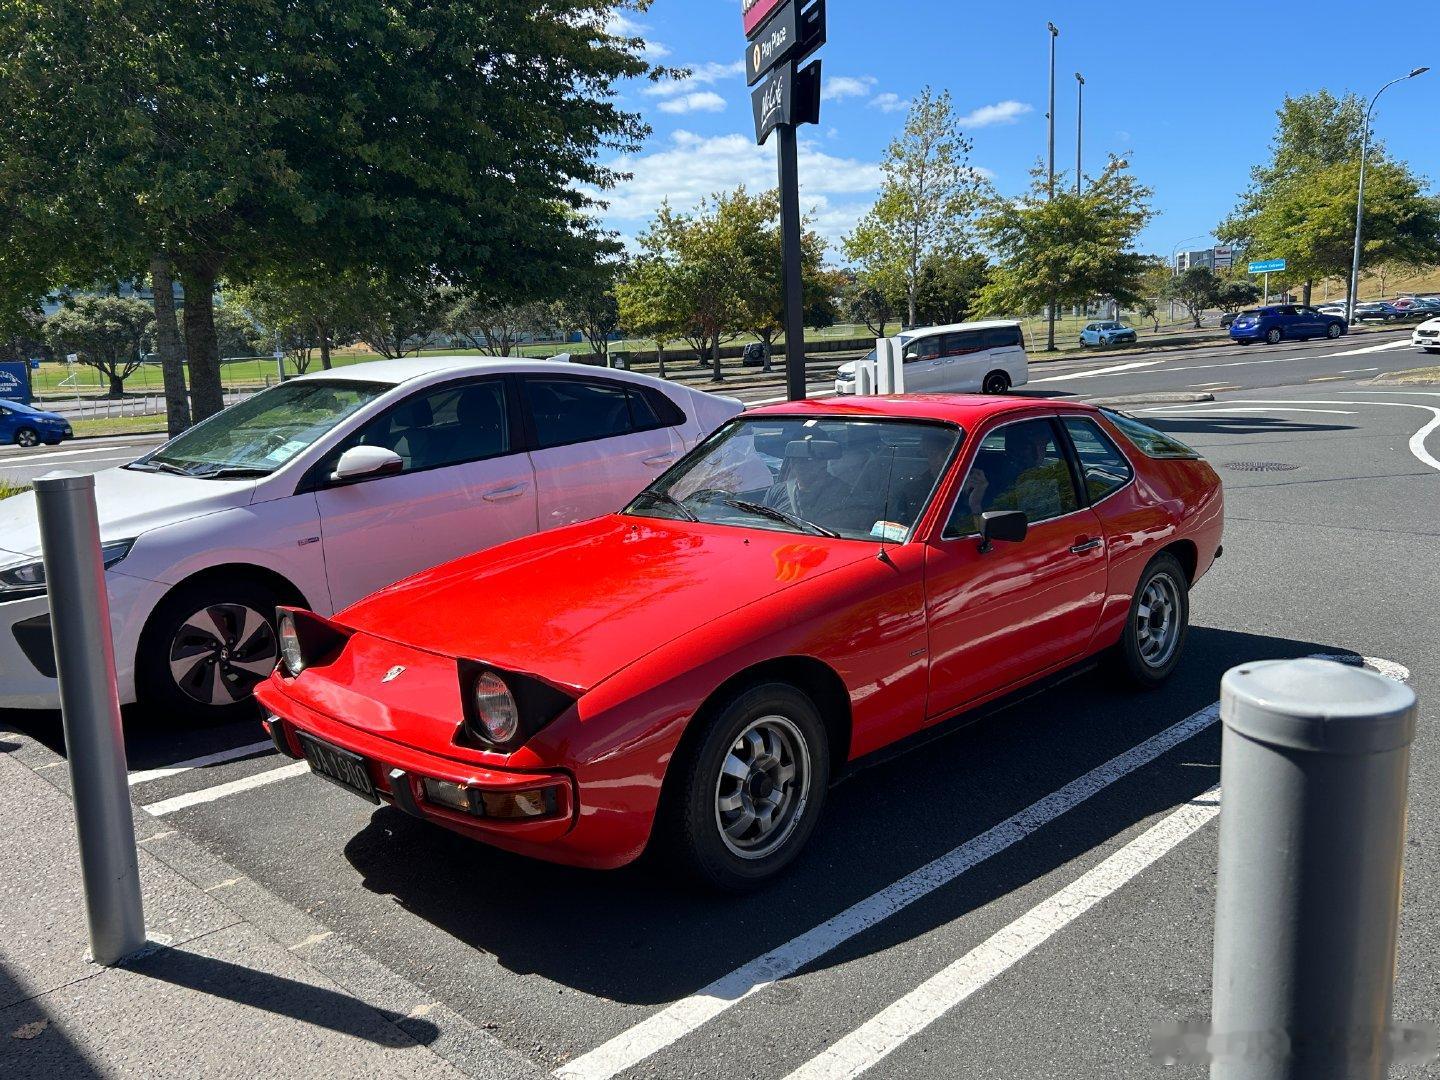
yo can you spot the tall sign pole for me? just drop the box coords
[1074,72,1084,195]
[1045,22,1059,353]
[746,0,825,400]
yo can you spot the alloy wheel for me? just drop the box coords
[714,715,811,860]
[1135,573,1183,669]
[168,603,278,706]
[16,428,39,447]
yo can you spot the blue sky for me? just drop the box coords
[597,0,1437,261]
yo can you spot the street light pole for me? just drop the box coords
[1346,66,1428,327]
[1167,234,1207,322]
[1074,72,1084,195]
[1045,22,1059,352]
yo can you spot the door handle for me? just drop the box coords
[482,483,528,502]
[1069,537,1103,554]
[643,453,678,467]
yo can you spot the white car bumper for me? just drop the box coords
[834,377,857,395]
[0,570,168,709]
[1412,329,1439,348]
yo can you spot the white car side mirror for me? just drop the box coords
[331,445,403,482]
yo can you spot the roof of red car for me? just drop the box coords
[746,393,1093,425]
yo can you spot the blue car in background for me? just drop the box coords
[0,399,73,447]
[1228,304,1347,345]
[1079,320,1139,347]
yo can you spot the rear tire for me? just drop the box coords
[1113,552,1189,689]
[982,371,1012,395]
[663,682,829,891]
[1326,323,1343,339]
[1265,328,1283,345]
[136,577,281,725]
[14,427,40,447]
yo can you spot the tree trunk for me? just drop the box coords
[710,334,723,382]
[180,269,224,420]
[656,344,667,381]
[318,324,333,370]
[149,255,192,436]
[107,371,125,398]
[1302,280,1313,307]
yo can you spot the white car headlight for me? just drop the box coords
[0,539,135,600]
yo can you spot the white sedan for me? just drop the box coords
[0,358,741,722]
[1413,316,1440,353]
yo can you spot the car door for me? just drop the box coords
[922,416,1108,720]
[933,329,988,391]
[1293,306,1323,338]
[311,377,538,611]
[899,334,947,391]
[520,373,687,529]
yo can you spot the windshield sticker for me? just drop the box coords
[871,521,909,543]
[265,439,308,462]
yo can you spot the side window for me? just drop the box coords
[1062,417,1133,502]
[327,379,511,477]
[905,336,943,363]
[1099,407,1199,459]
[626,385,685,430]
[523,377,636,449]
[941,330,985,357]
[981,325,1022,349]
[945,418,1079,536]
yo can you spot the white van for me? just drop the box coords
[834,320,1029,396]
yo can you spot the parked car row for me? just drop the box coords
[1228,305,1348,345]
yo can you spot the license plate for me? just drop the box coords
[298,732,378,803]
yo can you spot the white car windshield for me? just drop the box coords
[626,416,961,542]
[132,380,391,478]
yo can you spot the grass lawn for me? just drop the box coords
[1374,364,1440,384]
[0,479,29,500]
[70,414,169,438]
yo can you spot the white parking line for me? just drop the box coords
[1323,339,1416,356]
[0,444,137,461]
[141,761,310,817]
[555,699,1224,1080]
[128,740,275,786]
[558,654,1407,1080]
[1029,360,1161,383]
[783,789,1223,1080]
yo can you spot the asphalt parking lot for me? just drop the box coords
[3,329,1438,1078]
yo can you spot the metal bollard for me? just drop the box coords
[35,473,147,966]
[1211,658,1416,1080]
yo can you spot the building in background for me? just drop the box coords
[1174,247,1235,273]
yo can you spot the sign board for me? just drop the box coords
[0,361,32,405]
[751,59,821,144]
[1248,258,1286,274]
[745,0,824,85]
[1213,246,1234,271]
[742,0,786,37]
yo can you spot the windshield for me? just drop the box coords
[625,416,962,542]
[133,379,391,478]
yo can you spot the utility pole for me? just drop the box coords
[1346,66,1428,326]
[1074,72,1084,195]
[1045,21,1059,352]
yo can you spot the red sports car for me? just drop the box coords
[256,396,1223,889]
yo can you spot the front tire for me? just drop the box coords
[14,426,40,447]
[1265,328,1283,345]
[982,371,1012,395]
[136,578,281,725]
[1114,552,1189,689]
[664,682,829,891]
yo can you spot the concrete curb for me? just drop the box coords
[1085,392,1215,407]
[7,730,548,1080]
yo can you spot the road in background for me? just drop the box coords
[4,356,1437,1077]
[0,433,165,485]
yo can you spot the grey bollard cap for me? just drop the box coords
[1221,657,1416,755]
[33,470,95,491]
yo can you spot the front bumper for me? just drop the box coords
[0,570,164,709]
[1414,330,1440,347]
[834,377,857,395]
[256,683,606,864]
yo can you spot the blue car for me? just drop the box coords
[1079,320,1139,347]
[1228,304,1347,345]
[0,399,73,447]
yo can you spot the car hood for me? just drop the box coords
[1417,317,1440,331]
[0,465,257,559]
[338,515,875,694]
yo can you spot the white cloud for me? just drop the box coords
[603,12,670,60]
[957,100,1033,128]
[644,60,746,97]
[869,92,908,113]
[657,91,727,115]
[823,75,877,103]
[585,129,884,249]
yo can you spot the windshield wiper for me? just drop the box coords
[129,460,192,476]
[189,465,272,479]
[723,498,841,539]
[633,487,698,522]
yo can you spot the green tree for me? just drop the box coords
[1216,277,1262,314]
[44,295,155,396]
[558,261,625,366]
[0,0,656,424]
[840,276,900,339]
[724,188,833,360]
[913,251,991,326]
[1217,90,1440,304]
[976,156,1154,329]
[444,294,554,357]
[616,256,685,379]
[1136,258,1171,332]
[354,276,449,359]
[843,88,981,327]
[230,268,364,372]
[1162,267,1222,329]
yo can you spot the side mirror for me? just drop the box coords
[978,510,1027,553]
[330,445,403,483]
